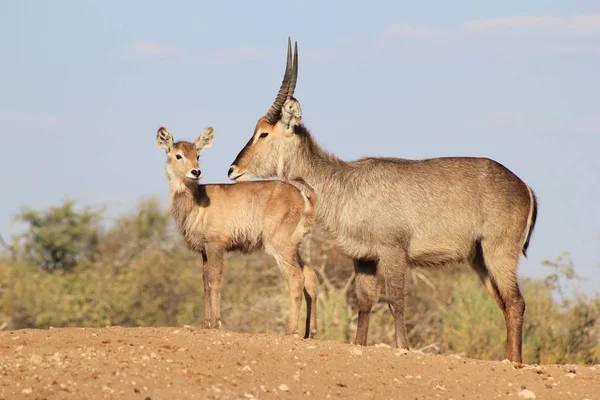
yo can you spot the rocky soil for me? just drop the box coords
[1,327,599,399]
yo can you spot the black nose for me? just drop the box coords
[228,166,234,177]
[191,169,201,177]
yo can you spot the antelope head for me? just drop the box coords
[228,38,303,181]
[157,126,215,184]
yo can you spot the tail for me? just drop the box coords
[290,178,317,223]
[522,185,538,257]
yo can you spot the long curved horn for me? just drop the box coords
[287,41,298,100]
[264,38,293,124]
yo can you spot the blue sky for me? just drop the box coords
[1,1,599,293]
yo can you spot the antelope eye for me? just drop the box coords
[176,154,182,160]
[197,155,200,160]
[259,132,269,138]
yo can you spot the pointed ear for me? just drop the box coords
[194,127,215,152]
[281,98,302,134]
[157,127,174,153]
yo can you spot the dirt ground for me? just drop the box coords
[0,327,598,399]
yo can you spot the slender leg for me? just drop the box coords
[201,251,212,329]
[202,245,225,329]
[353,259,378,346]
[301,261,318,339]
[480,239,525,363]
[274,250,305,336]
[379,252,409,350]
[471,257,506,313]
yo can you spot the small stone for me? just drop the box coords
[278,384,290,392]
[374,343,391,349]
[22,388,33,394]
[348,347,363,356]
[29,354,43,365]
[566,372,576,379]
[150,352,157,358]
[15,345,24,351]
[50,352,63,363]
[394,349,410,356]
[518,389,536,399]
[242,365,252,373]
[244,394,254,399]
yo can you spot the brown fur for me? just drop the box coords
[157,127,317,338]
[229,101,538,363]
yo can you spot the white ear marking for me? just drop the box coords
[157,127,174,153]
[194,127,215,152]
[281,99,302,132]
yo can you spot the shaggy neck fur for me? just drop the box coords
[166,170,205,245]
[281,125,352,239]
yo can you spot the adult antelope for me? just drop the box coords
[157,126,318,338]
[228,39,538,363]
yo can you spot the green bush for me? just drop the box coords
[13,200,103,271]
